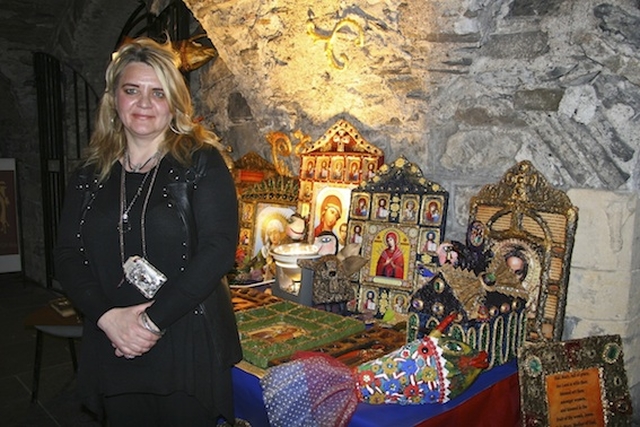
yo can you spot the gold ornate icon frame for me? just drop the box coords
[352,157,449,318]
[468,160,578,342]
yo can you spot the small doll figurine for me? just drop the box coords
[285,213,306,242]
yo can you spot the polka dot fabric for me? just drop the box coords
[355,336,452,405]
[260,336,488,425]
[260,354,358,427]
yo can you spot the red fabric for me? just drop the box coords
[415,372,521,427]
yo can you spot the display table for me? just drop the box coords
[232,359,521,427]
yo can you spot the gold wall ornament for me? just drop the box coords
[307,16,364,69]
[172,34,218,72]
[266,131,294,177]
[469,160,579,343]
[292,129,313,157]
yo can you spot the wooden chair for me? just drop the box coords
[24,301,83,402]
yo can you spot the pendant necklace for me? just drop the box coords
[117,156,164,289]
[119,157,162,259]
[119,154,159,233]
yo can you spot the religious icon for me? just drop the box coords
[349,222,364,245]
[303,158,316,179]
[373,195,390,220]
[363,159,377,181]
[421,197,443,226]
[351,193,370,219]
[391,292,408,314]
[313,194,343,238]
[330,157,345,181]
[347,159,361,182]
[401,195,419,224]
[317,157,330,181]
[421,229,440,254]
[375,231,405,279]
[361,288,378,313]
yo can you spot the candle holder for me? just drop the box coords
[270,243,321,305]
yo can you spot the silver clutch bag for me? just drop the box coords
[123,255,167,299]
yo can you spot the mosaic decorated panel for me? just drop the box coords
[236,301,366,368]
[519,335,632,426]
[269,324,407,369]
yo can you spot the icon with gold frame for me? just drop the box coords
[350,192,371,220]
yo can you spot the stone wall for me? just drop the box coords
[181,0,640,413]
[185,0,640,230]
[0,0,140,284]
[566,189,640,413]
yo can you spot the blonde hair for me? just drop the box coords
[85,37,218,181]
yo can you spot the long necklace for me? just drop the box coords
[118,158,162,264]
[125,150,160,173]
[119,166,153,232]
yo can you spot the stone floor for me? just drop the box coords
[0,272,100,427]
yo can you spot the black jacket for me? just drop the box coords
[55,146,242,421]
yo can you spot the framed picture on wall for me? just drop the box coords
[0,159,21,273]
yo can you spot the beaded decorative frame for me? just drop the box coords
[469,160,578,342]
[351,156,449,318]
[235,301,366,369]
[518,335,632,426]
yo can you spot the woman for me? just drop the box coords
[376,231,404,278]
[54,37,242,426]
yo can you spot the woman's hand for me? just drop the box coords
[97,301,161,359]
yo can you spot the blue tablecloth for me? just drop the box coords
[233,359,520,427]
